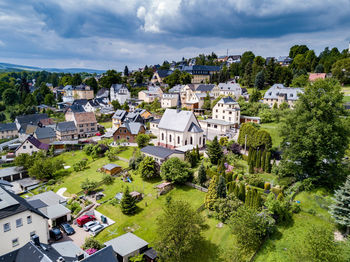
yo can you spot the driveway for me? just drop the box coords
[55,224,90,248]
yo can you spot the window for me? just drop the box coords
[3,223,10,232]
[169,135,172,142]
[190,137,193,144]
[124,130,127,133]
[177,136,180,144]
[23,146,26,149]
[91,128,95,131]
[161,133,164,140]
[185,140,187,145]
[12,238,19,247]
[79,124,83,127]
[199,137,202,145]
[216,109,218,112]
[214,125,217,128]
[29,145,33,149]
[117,135,120,139]
[80,129,83,132]
[222,116,225,119]
[16,218,22,228]
[27,216,32,224]
[91,123,95,126]
[208,124,211,127]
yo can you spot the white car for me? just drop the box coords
[89,224,104,236]
[83,221,100,232]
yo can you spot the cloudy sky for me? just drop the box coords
[0,0,350,70]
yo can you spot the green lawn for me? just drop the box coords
[255,189,335,262]
[260,122,283,148]
[343,95,350,102]
[99,121,113,129]
[117,147,136,160]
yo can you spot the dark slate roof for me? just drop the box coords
[68,104,85,113]
[112,110,127,120]
[72,99,88,106]
[56,121,77,132]
[157,70,173,78]
[18,135,50,151]
[0,123,17,132]
[144,248,157,260]
[0,186,47,220]
[141,146,181,159]
[196,84,215,92]
[27,199,48,209]
[83,246,117,262]
[96,88,109,98]
[188,122,203,133]
[219,96,238,105]
[0,180,13,187]
[16,114,48,125]
[86,100,99,107]
[122,122,144,135]
[74,84,91,91]
[34,127,56,139]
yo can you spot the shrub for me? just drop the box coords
[245,174,264,188]
[264,182,271,191]
[102,174,114,185]
[82,238,104,250]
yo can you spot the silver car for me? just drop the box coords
[89,224,104,236]
[83,221,100,231]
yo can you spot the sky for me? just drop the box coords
[0,0,350,71]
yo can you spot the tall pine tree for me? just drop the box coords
[329,175,350,233]
[217,175,227,198]
[197,162,207,186]
[205,175,218,210]
[207,136,223,165]
[121,186,137,215]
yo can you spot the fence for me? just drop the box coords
[185,182,208,193]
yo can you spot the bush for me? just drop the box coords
[82,238,104,250]
[245,174,264,188]
[160,158,192,184]
[102,174,114,185]
[67,201,82,215]
[264,182,271,191]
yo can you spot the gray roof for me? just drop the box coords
[56,121,77,132]
[16,114,49,125]
[201,118,233,126]
[83,246,117,262]
[168,85,185,93]
[218,96,238,105]
[26,191,66,206]
[141,145,182,159]
[40,204,71,219]
[104,232,149,257]
[188,122,203,133]
[217,82,242,92]
[196,84,215,92]
[68,104,85,113]
[34,127,56,139]
[263,84,303,101]
[72,99,88,106]
[0,123,17,132]
[158,109,200,132]
[157,70,173,78]
[122,122,144,135]
[112,110,127,120]
[102,163,121,170]
[0,166,24,178]
[51,241,87,259]
[27,199,47,209]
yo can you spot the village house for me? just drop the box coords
[73,84,94,100]
[56,121,78,140]
[15,135,50,156]
[62,85,74,103]
[151,70,173,84]
[101,163,122,176]
[0,186,49,255]
[138,86,163,103]
[112,109,127,129]
[182,65,220,84]
[212,81,243,99]
[200,96,240,139]
[149,119,160,137]
[161,93,179,108]
[96,88,110,99]
[33,126,56,144]
[15,113,52,140]
[156,109,204,149]
[65,105,97,138]
[140,145,185,164]
[112,122,146,142]
[263,84,303,108]
[168,84,185,93]
[0,123,18,140]
[110,84,131,105]
[195,84,216,94]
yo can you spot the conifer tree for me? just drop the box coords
[329,175,350,233]
[121,186,137,215]
[205,175,218,210]
[261,150,266,172]
[239,183,246,202]
[249,161,254,174]
[256,149,261,169]
[217,175,227,198]
[265,151,272,173]
[197,162,207,186]
[247,147,253,164]
[207,136,223,165]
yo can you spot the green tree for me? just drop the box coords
[207,136,223,165]
[81,178,98,194]
[137,156,159,179]
[205,175,218,209]
[197,162,207,186]
[111,100,121,110]
[279,79,350,186]
[288,225,343,262]
[229,206,274,252]
[160,157,192,183]
[121,186,137,215]
[156,200,205,262]
[332,58,350,85]
[249,88,261,102]
[44,93,55,106]
[329,175,350,233]
[84,77,98,93]
[2,89,18,105]
[254,70,265,90]
[82,237,104,250]
[217,175,227,198]
[135,134,150,148]
[202,92,211,110]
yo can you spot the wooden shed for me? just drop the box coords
[101,163,122,176]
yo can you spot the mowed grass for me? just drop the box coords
[116,147,136,160]
[255,189,335,262]
[343,95,350,103]
[52,151,129,195]
[260,122,283,148]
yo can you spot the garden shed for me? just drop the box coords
[101,163,122,176]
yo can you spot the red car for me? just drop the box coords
[77,215,95,227]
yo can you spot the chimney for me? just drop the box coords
[76,253,85,261]
[56,257,65,262]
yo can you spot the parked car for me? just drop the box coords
[89,224,104,236]
[60,223,75,235]
[49,228,63,240]
[83,221,100,232]
[77,215,96,227]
